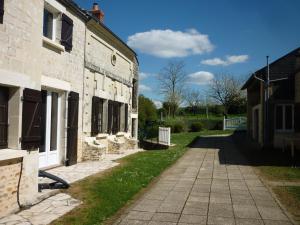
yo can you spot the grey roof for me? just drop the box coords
[242,47,300,90]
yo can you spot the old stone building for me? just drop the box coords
[242,47,300,149]
[82,4,139,160]
[0,0,138,218]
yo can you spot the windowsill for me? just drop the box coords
[0,149,27,161]
[42,36,65,52]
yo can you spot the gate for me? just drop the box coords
[223,117,247,130]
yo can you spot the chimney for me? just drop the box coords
[91,3,104,23]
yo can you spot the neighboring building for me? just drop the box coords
[242,47,300,148]
[0,0,138,218]
[82,4,139,160]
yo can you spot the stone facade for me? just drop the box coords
[82,19,139,160]
[0,0,139,218]
[243,48,300,148]
[0,150,38,218]
[0,159,21,218]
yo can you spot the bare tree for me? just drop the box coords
[158,61,187,117]
[208,74,244,115]
[184,90,202,115]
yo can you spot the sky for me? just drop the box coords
[76,0,300,108]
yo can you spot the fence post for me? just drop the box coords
[223,116,226,130]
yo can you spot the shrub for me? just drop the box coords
[172,122,185,133]
[190,122,203,132]
[213,120,223,130]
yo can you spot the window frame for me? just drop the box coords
[43,5,59,42]
[43,0,67,51]
[275,104,294,132]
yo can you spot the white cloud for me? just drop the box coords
[227,55,249,64]
[127,29,214,58]
[139,72,155,80]
[201,55,249,66]
[153,100,162,109]
[139,84,151,92]
[188,71,214,85]
[201,58,228,66]
[139,72,149,80]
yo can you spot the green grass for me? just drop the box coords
[273,186,300,223]
[52,131,223,225]
[286,186,300,201]
[258,166,300,181]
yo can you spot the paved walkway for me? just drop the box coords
[113,136,294,225]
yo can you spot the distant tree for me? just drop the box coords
[208,74,246,115]
[184,90,202,115]
[158,61,187,117]
[138,95,157,128]
[162,101,179,118]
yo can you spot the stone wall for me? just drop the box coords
[83,26,136,138]
[0,158,21,218]
[0,0,43,90]
[0,150,38,218]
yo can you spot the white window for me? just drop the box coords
[43,0,66,43]
[275,104,294,131]
[43,8,55,40]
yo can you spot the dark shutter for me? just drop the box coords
[91,96,103,136]
[66,92,79,166]
[0,87,8,149]
[107,100,113,134]
[124,104,128,132]
[0,0,4,24]
[295,103,300,133]
[112,102,121,134]
[21,88,42,150]
[61,14,73,51]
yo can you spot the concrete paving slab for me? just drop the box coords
[111,136,294,225]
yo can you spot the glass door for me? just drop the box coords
[39,90,61,168]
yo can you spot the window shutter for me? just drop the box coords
[91,96,99,136]
[108,100,113,134]
[125,104,128,132]
[66,92,79,166]
[0,0,4,24]
[22,88,42,150]
[295,103,300,133]
[61,14,73,51]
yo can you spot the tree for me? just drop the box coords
[158,61,187,117]
[184,90,202,115]
[138,95,157,128]
[208,74,246,115]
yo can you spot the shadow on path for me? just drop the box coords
[192,132,300,167]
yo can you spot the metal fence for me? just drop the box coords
[223,117,247,130]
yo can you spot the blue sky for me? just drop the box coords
[76,0,300,107]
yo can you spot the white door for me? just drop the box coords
[39,91,61,168]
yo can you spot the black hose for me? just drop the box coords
[17,157,23,209]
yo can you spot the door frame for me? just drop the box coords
[39,90,62,168]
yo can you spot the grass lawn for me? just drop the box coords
[273,186,300,224]
[258,166,300,181]
[51,131,230,225]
